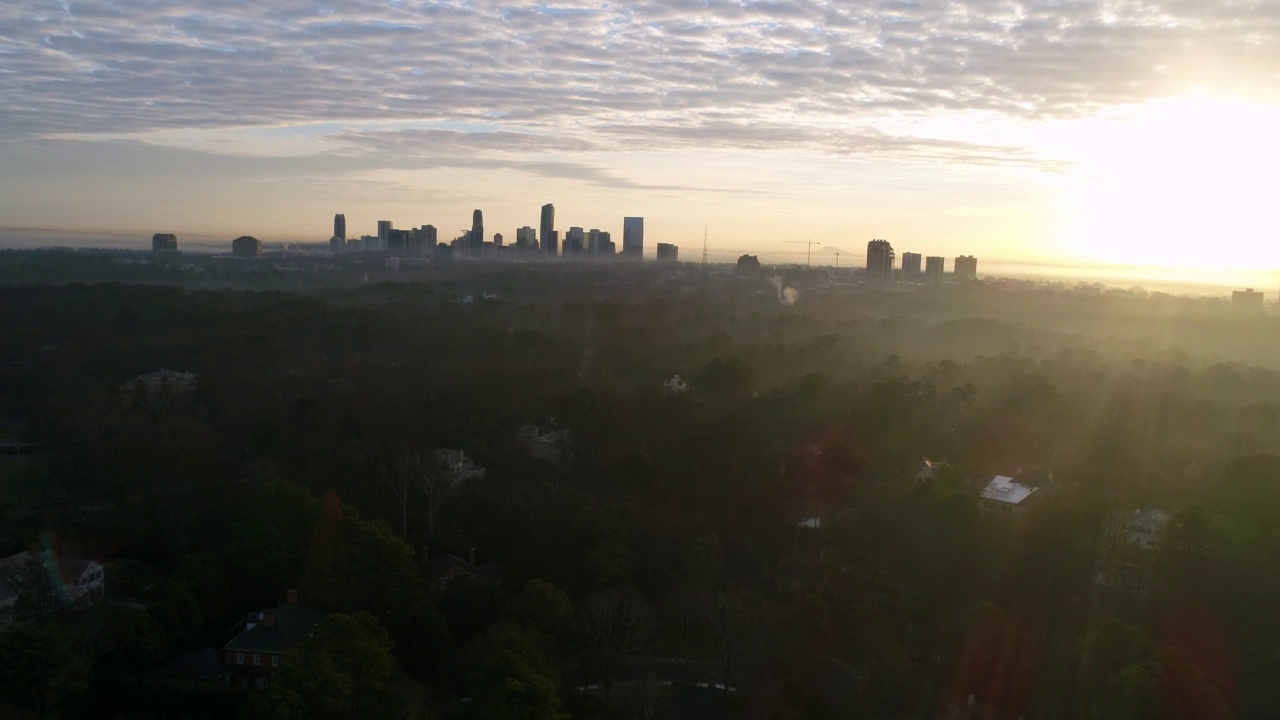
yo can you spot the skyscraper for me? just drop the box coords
[470,210,484,254]
[334,214,346,242]
[954,255,978,281]
[152,233,178,252]
[564,227,585,256]
[865,239,894,278]
[901,252,922,275]
[656,243,679,262]
[540,204,556,256]
[377,220,392,252]
[623,217,644,259]
[925,256,945,284]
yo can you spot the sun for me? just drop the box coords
[1046,96,1280,276]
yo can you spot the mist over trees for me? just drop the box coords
[1,255,1278,717]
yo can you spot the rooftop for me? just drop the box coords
[222,603,328,654]
[980,475,1037,506]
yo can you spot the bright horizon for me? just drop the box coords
[3,1,1279,284]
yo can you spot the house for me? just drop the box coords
[979,470,1055,518]
[432,448,486,483]
[425,548,502,592]
[914,458,949,483]
[124,369,198,395]
[517,423,573,466]
[222,590,328,688]
[663,374,689,395]
[0,550,105,614]
[1118,507,1172,550]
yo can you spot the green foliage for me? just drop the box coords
[441,578,508,646]
[0,621,90,714]
[459,633,568,720]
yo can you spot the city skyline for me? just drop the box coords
[2,1,1280,279]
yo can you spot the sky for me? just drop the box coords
[2,0,1279,277]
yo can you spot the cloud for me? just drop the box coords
[0,0,1275,162]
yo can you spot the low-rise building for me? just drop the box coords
[222,590,327,688]
[979,469,1055,518]
[913,457,948,483]
[425,548,502,592]
[517,423,573,466]
[0,550,105,617]
[663,374,689,395]
[1114,506,1172,551]
[124,369,198,395]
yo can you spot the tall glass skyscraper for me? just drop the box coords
[470,209,484,253]
[623,217,644,259]
[540,204,556,256]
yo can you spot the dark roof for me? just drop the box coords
[222,604,329,654]
[160,647,225,680]
[427,555,503,583]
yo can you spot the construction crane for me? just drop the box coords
[784,239,819,267]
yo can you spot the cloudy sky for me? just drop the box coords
[2,0,1278,272]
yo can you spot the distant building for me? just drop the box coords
[425,549,501,592]
[125,369,198,396]
[377,221,392,251]
[979,469,1055,518]
[865,239,894,278]
[493,232,504,247]
[152,233,178,252]
[925,256,945,284]
[222,590,327,688]
[433,449,485,484]
[1233,288,1264,308]
[623,217,644,259]
[663,374,689,395]
[418,225,437,256]
[333,214,346,243]
[656,243,679,263]
[231,236,262,259]
[913,457,948,483]
[0,550,106,615]
[540,204,557,256]
[900,252,921,275]
[954,255,978,281]
[736,254,762,276]
[517,423,573,466]
[470,210,485,254]
[1115,507,1172,550]
[564,227,585,256]
[387,228,410,255]
[515,226,537,251]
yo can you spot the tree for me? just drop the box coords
[381,448,422,539]
[263,612,404,720]
[577,590,653,700]
[0,621,90,717]
[440,578,507,646]
[460,633,569,720]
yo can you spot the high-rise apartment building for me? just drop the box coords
[865,239,894,278]
[901,252,922,275]
[493,233,504,247]
[954,255,978,281]
[231,236,262,259]
[334,214,346,242]
[656,243,679,263]
[540,204,556,256]
[152,233,178,252]
[925,256,945,284]
[623,217,644,259]
[516,226,537,250]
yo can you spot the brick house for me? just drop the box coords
[222,590,327,687]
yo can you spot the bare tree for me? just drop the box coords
[380,449,422,539]
[578,590,653,701]
[703,587,762,697]
[420,459,458,538]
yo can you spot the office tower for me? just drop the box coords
[865,239,894,278]
[515,226,536,250]
[623,217,644,259]
[377,221,392,252]
[421,225,437,249]
[954,255,978,281]
[387,228,410,255]
[599,231,614,255]
[330,235,342,253]
[925,256,945,284]
[152,233,177,252]
[901,252,922,275]
[231,236,262,258]
[588,228,602,255]
[656,243,679,263]
[540,204,556,256]
[494,233,504,247]
[470,210,485,254]
[334,214,346,242]
[565,227,585,256]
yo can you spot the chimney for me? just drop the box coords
[263,610,276,628]
[286,589,298,606]
[469,547,476,566]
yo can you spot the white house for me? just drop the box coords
[979,470,1054,518]
[663,374,689,396]
[0,550,105,612]
[1119,507,1172,550]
